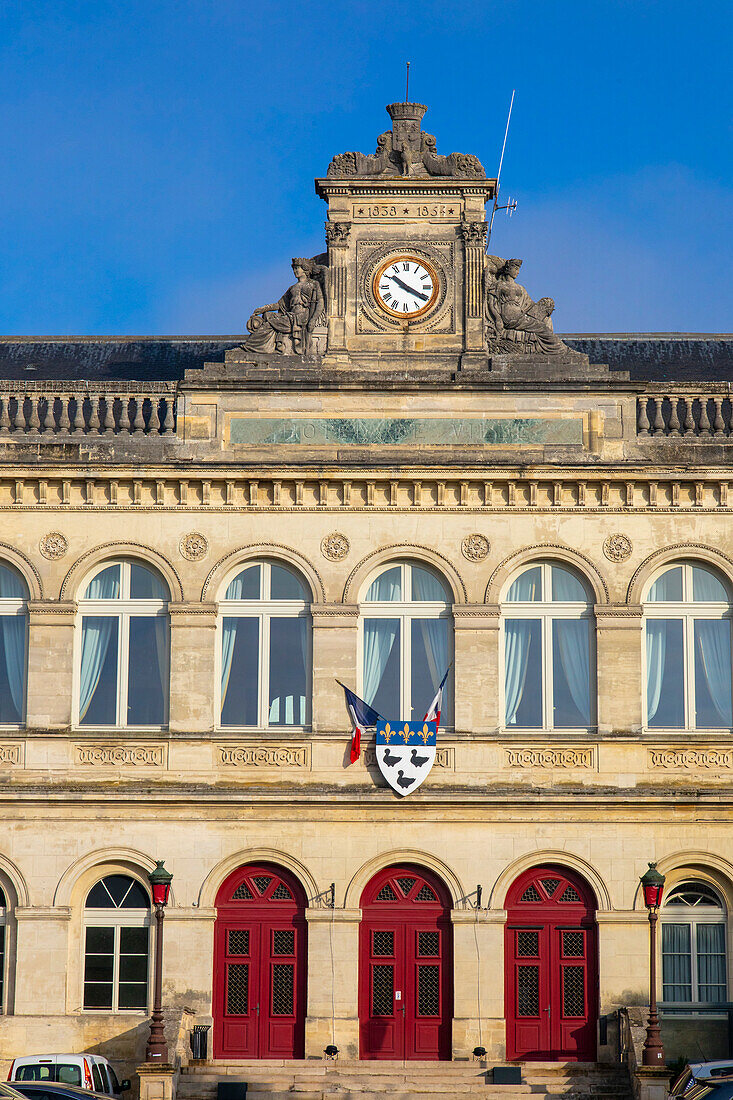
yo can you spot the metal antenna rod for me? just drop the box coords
[487,89,515,248]
[405,61,410,101]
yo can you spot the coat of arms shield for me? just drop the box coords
[376,719,437,796]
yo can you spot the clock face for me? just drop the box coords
[373,255,440,319]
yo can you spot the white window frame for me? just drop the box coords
[82,878,152,1014]
[215,560,312,730]
[500,560,596,732]
[661,882,728,1008]
[0,565,28,729]
[0,886,7,1014]
[643,562,733,732]
[358,561,453,726]
[74,560,169,730]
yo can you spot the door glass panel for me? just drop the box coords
[273,929,295,956]
[127,616,166,725]
[505,619,541,727]
[418,931,440,956]
[562,966,585,1017]
[417,964,440,1016]
[541,878,561,896]
[220,617,259,726]
[517,931,539,957]
[268,617,307,725]
[228,929,249,955]
[371,964,394,1015]
[373,930,394,956]
[272,963,294,1015]
[517,965,540,1016]
[694,619,732,728]
[252,876,273,894]
[226,963,249,1014]
[646,619,684,727]
[79,617,119,725]
[562,931,584,957]
[397,877,417,896]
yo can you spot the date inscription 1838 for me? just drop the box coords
[353,203,459,219]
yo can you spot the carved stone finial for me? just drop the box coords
[326,102,485,180]
[483,255,575,355]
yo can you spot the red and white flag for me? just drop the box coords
[424,665,451,730]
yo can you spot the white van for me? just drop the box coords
[7,1056,129,1096]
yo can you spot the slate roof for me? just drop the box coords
[0,334,730,383]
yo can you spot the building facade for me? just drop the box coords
[0,101,732,1078]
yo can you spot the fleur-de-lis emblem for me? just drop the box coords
[418,723,432,745]
[399,723,413,743]
[382,723,394,743]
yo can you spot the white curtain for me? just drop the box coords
[506,567,540,602]
[268,617,307,725]
[551,567,587,603]
[646,619,669,724]
[79,569,119,721]
[363,619,399,707]
[0,615,25,717]
[366,568,401,602]
[418,618,448,688]
[662,923,692,1001]
[220,618,239,708]
[696,923,727,1002]
[692,566,728,602]
[695,619,732,725]
[554,619,591,723]
[0,566,25,599]
[505,620,533,725]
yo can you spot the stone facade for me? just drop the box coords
[0,101,732,1081]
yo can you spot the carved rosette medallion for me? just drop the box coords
[461,534,490,562]
[179,532,209,561]
[39,532,68,560]
[321,532,350,561]
[603,534,632,563]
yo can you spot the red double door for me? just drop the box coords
[213,864,307,1059]
[505,867,598,1062]
[359,865,453,1060]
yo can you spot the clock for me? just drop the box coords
[373,254,440,320]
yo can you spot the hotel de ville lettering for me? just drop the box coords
[0,99,732,1098]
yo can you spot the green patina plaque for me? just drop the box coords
[228,416,583,447]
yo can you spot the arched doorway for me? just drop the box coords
[505,865,598,1062]
[359,864,453,1061]
[213,863,307,1059]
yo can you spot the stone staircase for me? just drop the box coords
[178,1059,634,1100]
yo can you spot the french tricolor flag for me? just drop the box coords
[423,665,452,730]
[338,681,383,764]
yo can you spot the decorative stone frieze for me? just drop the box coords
[461,533,490,561]
[603,533,632,562]
[218,745,311,768]
[0,743,22,765]
[505,747,596,769]
[648,748,733,770]
[39,532,68,560]
[75,744,167,766]
[179,531,209,561]
[320,532,350,561]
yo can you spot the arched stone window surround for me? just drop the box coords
[485,545,609,607]
[489,851,610,912]
[198,849,318,911]
[0,545,42,601]
[215,557,314,730]
[202,545,325,604]
[73,557,171,729]
[344,850,464,910]
[343,545,467,606]
[627,545,733,607]
[0,861,24,1016]
[60,543,183,603]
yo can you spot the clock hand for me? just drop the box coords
[387,274,429,302]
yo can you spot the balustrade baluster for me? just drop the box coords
[132,396,145,432]
[0,397,10,432]
[637,397,651,434]
[41,397,55,431]
[667,397,681,434]
[71,396,85,432]
[683,397,695,434]
[20,395,32,431]
[713,397,726,435]
[698,398,712,434]
[101,396,115,433]
[148,398,161,433]
[88,395,100,431]
[58,396,71,431]
[162,398,175,433]
[118,397,131,432]
[652,397,665,434]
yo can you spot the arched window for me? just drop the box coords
[644,562,732,729]
[219,561,311,728]
[0,564,28,726]
[77,561,169,728]
[502,561,595,730]
[360,562,452,723]
[83,874,151,1011]
[0,885,6,1013]
[662,881,727,1005]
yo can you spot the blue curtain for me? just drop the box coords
[417,618,448,688]
[646,620,669,724]
[225,566,260,600]
[0,566,26,598]
[695,619,732,726]
[505,620,533,726]
[648,567,683,602]
[697,923,727,1002]
[662,923,692,1001]
[692,566,728,602]
[79,569,120,721]
[551,567,587,602]
[554,619,591,724]
[412,568,448,602]
[363,619,399,708]
[0,616,25,717]
[506,567,541,602]
[365,568,401,602]
[220,617,240,708]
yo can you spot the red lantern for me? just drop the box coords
[640,862,665,910]
[148,861,173,907]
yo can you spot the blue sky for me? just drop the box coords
[0,0,730,335]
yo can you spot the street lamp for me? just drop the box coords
[145,861,173,1063]
[640,862,666,1067]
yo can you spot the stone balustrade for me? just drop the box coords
[637,392,733,438]
[0,385,177,435]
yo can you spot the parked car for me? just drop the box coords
[10,1085,110,1100]
[0,1084,30,1100]
[7,1058,129,1097]
[671,1061,733,1100]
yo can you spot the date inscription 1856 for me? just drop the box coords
[354,203,459,219]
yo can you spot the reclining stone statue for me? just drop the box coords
[243,257,326,358]
[484,256,571,355]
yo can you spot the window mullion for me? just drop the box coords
[260,614,268,728]
[402,610,411,720]
[113,924,121,1012]
[118,613,128,728]
[685,614,695,730]
[544,612,553,730]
